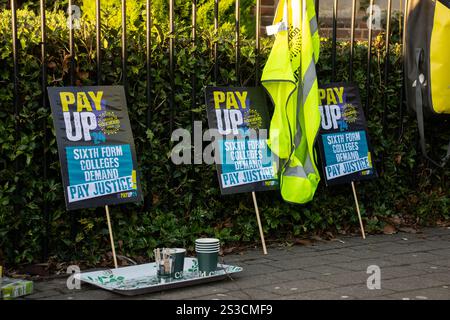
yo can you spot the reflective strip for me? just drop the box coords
[293,129,302,151]
[310,16,318,36]
[293,59,316,147]
[294,81,303,147]
[271,152,284,172]
[284,164,307,178]
[302,59,318,176]
[302,59,316,104]
[303,153,315,175]
[290,59,317,177]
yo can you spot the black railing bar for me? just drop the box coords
[169,0,175,134]
[68,0,77,245]
[365,0,374,116]
[10,0,22,264]
[96,0,101,85]
[191,0,200,183]
[349,0,356,81]
[382,0,392,135]
[93,0,106,244]
[145,0,152,209]
[398,0,408,140]
[255,0,260,86]
[40,0,50,261]
[191,0,197,122]
[147,0,152,127]
[214,0,219,83]
[68,0,75,86]
[122,0,127,89]
[315,0,319,22]
[235,0,240,85]
[331,0,338,82]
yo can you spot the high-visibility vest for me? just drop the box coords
[262,0,321,204]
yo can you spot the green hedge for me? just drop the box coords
[0,4,448,266]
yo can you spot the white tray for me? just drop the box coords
[75,258,243,296]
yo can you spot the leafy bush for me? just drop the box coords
[0,2,448,266]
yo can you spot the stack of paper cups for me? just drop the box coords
[195,238,220,276]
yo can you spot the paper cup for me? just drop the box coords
[196,252,218,276]
[196,244,219,248]
[195,238,220,245]
[195,239,220,250]
[168,248,186,279]
[195,245,220,250]
[195,241,220,245]
[195,238,220,276]
[195,248,220,253]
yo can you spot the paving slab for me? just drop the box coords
[260,278,336,296]
[271,269,320,281]
[215,274,283,291]
[385,252,444,265]
[333,258,401,271]
[325,284,396,299]
[151,284,229,300]
[315,271,369,286]
[381,276,446,292]
[407,262,450,274]
[226,288,282,300]
[266,256,330,270]
[378,265,429,280]
[276,289,347,300]
[385,286,450,300]
[428,258,450,268]
[337,248,391,260]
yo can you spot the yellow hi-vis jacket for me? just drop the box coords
[262,0,320,204]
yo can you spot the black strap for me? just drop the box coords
[414,48,450,167]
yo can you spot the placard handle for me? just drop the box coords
[105,205,119,268]
[351,181,366,239]
[252,192,268,255]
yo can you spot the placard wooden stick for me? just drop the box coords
[252,192,268,255]
[105,205,119,268]
[351,182,366,239]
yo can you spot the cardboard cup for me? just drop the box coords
[195,248,220,253]
[168,248,186,279]
[195,238,220,245]
[195,243,220,248]
[196,252,218,276]
[195,246,220,251]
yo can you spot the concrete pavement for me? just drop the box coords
[24,227,450,300]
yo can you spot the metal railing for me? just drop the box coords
[4,0,406,260]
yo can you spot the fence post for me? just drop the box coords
[96,0,101,84]
[331,0,338,81]
[365,0,374,116]
[68,0,75,85]
[122,0,127,91]
[145,0,153,210]
[255,0,260,84]
[398,0,409,140]
[11,0,19,196]
[349,0,356,80]
[40,0,50,261]
[214,0,219,83]
[235,0,240,84]
[67,0,78,245]
[169,0,175,134]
